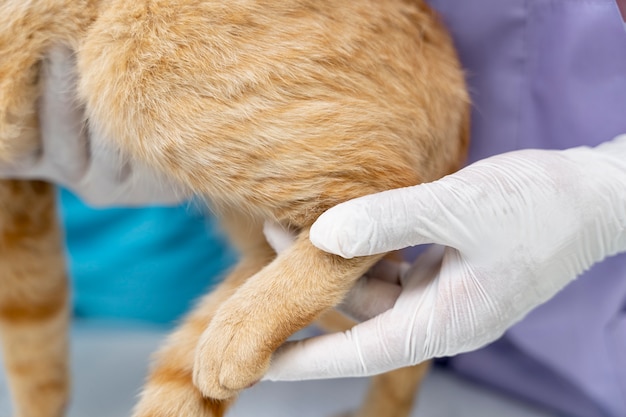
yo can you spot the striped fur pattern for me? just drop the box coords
[0,1,469,416]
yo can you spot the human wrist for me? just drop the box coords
[564,135,626,258]
[593,134,626,163]
[561,134,626,193]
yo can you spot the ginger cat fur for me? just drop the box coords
[0,1,470,416]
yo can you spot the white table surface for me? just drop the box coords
[0,320,557,417]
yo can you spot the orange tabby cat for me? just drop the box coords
[0,1,469,416]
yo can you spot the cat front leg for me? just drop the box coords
[192,228,383,400]
[0,180,70,417]
[132,217,275,417]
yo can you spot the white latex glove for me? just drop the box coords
[264,135,626,381]
[0,45,188,207]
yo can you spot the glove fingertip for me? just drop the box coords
[310,202,375,258]
[309,224,356,258]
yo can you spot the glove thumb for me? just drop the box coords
[310,181,459,258]
[263,311,407,381]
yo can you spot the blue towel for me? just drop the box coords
[58,189,237,326]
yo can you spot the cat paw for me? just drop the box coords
[193,313,270,400]
[132,373,229,417]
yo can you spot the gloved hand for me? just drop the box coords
[263,135,626,381]
[0,45,188,207]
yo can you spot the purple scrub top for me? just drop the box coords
[426,1,626,416]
